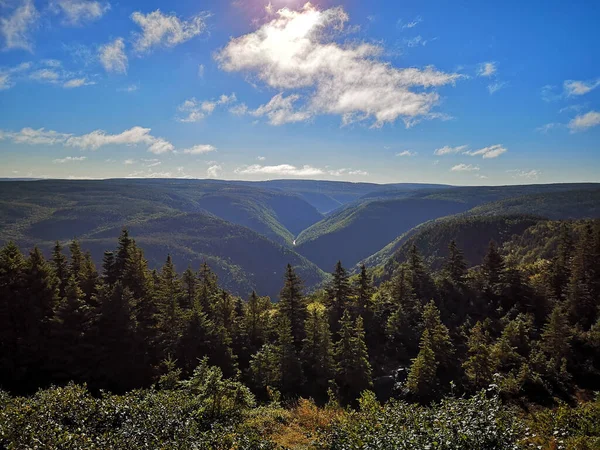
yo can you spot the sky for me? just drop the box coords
[0,0,599,185]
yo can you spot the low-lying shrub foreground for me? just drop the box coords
[1,362,598,449]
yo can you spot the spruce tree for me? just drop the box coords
[567,223,596,330]
[68,239,84,281]
[354,264,373,318]
[276,314,303,395]
[463,321,496,390]
[279,264,306,349]
[444,240,468,286]
[334,310,372,403]
[181,266,197,310]
[51,241,69,299]
[406,329,438,399]
[327,261,352,336]
[302,302,334,399]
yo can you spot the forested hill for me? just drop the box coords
[1,219,600,448]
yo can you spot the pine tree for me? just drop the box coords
[444,240,468,286]
[334,310,372,403]
[102,251,118,287]
[567,223,596,330]
[406,329,438,399]
[80,251,98,305]
[279,264,306,349]
[327,261,352,336]
[539,305,572,375]
[463,321,496,390]
[115,228,134,275]
[177,307,212,376]
[0,242,26,388]
[302,302,334,399]
[276,314,303,395]
[51,241,69,299]
[197,262,218,318]
[550,223,573,301]
[50,275,93,384]
[154,255,182,358]
[421,301,455,371]
[408,245,435,302]
[244,291,271,354]
[68,239,84,281]
[181,266,197,310]
[354,264,373,318]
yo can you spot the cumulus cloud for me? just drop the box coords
[396,150,416,157]
[178,94,236,123]
[1,0,38,51]
[451,164,480,172]
[99,38,127,74]
[257,156,266,161]
[123,159,135,165]
[568,110,600,132]
[65,126,161,151]
[29,69,60,82]
[215,3,461,127]
[235,164,324,177]
[51,0,110,26]
[182,144,216,155]
[477,62,496,77]
[53,156,87,163]
[328,168,368,176]
[206,164,222,178]
[434,145,468,156]
[464,144,507,159]
[131,9,208,53]
[564,79,600,96]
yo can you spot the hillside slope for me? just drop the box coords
[295,197,472,271]
[44,212,327,299]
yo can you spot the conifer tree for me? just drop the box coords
[68,239,84,281]
[354,264,373,318]
[181,266,197,310]
[279,264,306,348]
[539,305,572,376]
[302,302,334,398]
[244,291,271,354]
[567,223,596,330]
[102,251,118,287]
[406,329,438,399]
[198,262,218,318]
[408,245,435,302]
[334,310,372,403]
[276,314,303,395]
[154,255,182,358]
[327,261,352,336]
[550,223,573,301]
[177,306,212,375]
[51,241,69,299]
[421,301,454,371]
[463,321,496,390]
[444,240,468,286]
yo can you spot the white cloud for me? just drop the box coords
[564,79,600,96]
[451,164,480,172]
[488,81,507,94]
[257,156,266,161]
[396,150,416,157]
[53,156,87,163]
[0,127,72,145]
[118,83,139,92]
[403,35,428,48]
[230,103,249,116]
[0,73,12,90]
[328,168,368,176]
[197,64,205,78]
[398,16,422,29]
[51,0,110,26]
[535,122,562,133]
[464,144,507,159]
[477,62,496,77]
[178,94,236,122]
[131,9,208,53]
[252,93,312,125]
[507,169,541,180]
[206,164,222,178]
[29,69,60,82]
[182,144,216,155]
[99,38,127,74]
[215,3,461,127]
[568,110,600,132]
[2,125,213,155]
[235,164,324,177]
[1,0,38,51]
[124,159,135,165]
[63,77,95,88]
[146,160,161,167]
[434,145,468,156]
[475,174,488,179]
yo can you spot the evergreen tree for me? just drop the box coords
[197,262,218,318]
[244,291,271,354]
[408,245,436,302]
[101,251,118,287]
[406,329,438,399]
[177,307,212,376]
[567,223,596,330]
[550,223,573,301]
[421,301,455,371]
[80,251,98,305]
[68,239,84,281]
[463,321,496,390]
[50,275,93,384]
[279,264,306,349]
[51,241,69,299]
[301,302,334,399]
[327,261,352,336]
[539,305,572,377]
[276,314,303,395]
[154,255,182,358]
[334,310,372,403]
[353,264,373,319]
[181,266,197,310]
[444,240,468,286]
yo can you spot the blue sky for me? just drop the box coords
[0,0,599,184]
